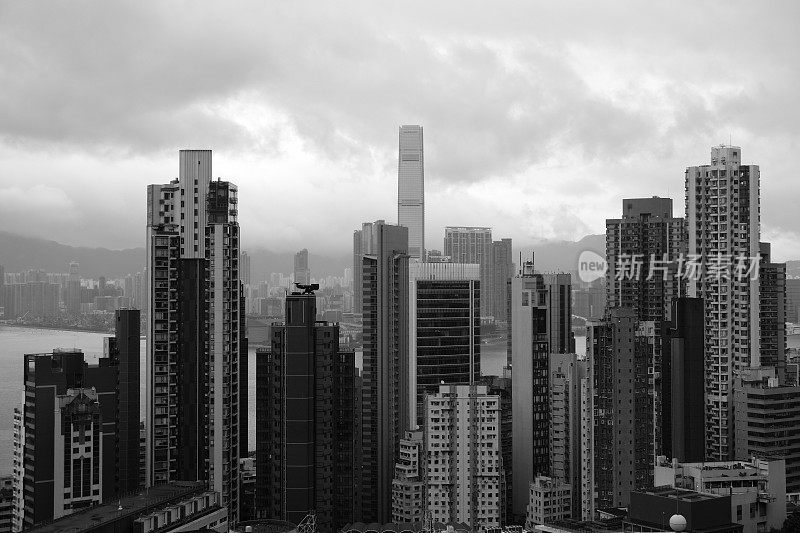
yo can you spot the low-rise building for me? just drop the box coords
[525,476,571,528]
[654,456,786,533]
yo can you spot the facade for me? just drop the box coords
[587,308,652,513]
[661,298,705,462]
[355,220,410,523]
[479,375,512,525]
[145,150,244,521]
[758,243,786,378]
[655,456,786,533]
[15,343,138,528]
[409,262,480,425]
[398,125,425,260]
[256,291,361,533]
[391,430,425,523]
[444,227,493,318]
[685,145,761,461]
[549,353,588,518]
[424,385,502,530]
[733,370,800,495]
[491,238,513,322]
[0,477,13,533]
[294,248,310,285]
[524,477,571,528]
[11,408,23,533]
[509,262,573,519]
[606,196,686,460]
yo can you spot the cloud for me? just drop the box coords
[0,1,798,256]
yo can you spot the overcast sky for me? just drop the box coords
[1,1,798,260]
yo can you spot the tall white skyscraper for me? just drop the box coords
[685,144,760,461]
[398,125,424,260]
[146,150,244,521]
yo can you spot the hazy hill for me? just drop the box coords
[0,231,608,280]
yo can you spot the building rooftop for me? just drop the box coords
[25,482,205,533]
[640,485,724,502]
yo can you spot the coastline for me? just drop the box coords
[0,323,112,335]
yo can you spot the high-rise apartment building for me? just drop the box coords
[758,243,786,379]
[685,145,761,461]
[255,290,361,532]
[15,337,139,529]
[661,298,705,462]
[444,227,493,318]
[549,353,588,518]
[398,125,424,260]
[586,308,652,513]
[509,262,574,519]
[1,281,59,318]
[145,150,243,521]
[491,238,513,322]
[409,262,480,425]
[423,385,502,530]
[606,197,686,459]
[356,220,409,523]
[294,248,310,285]
[391,430,424,523]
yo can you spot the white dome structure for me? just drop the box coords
[669,514,687,532]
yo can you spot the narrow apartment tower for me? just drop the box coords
[356,220,409,523]
[685,145,760,461]
[509,261,574,520]
[145,150,243,521]
[398,125,424,260]
[759,243,787,379]
[423,385,502,530]
[106,309,141,494]
[408,262,480,426]
[256,290,361,532]
[587,308,652,511]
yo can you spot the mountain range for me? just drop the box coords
[2,231,795,281]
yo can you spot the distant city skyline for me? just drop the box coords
[0,3,798,260]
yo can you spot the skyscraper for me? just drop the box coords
[145,150,243,521]
[105,310,142,494]
[408,262,480,425]
[15,337,139,529]
[256,289,361,532]
[758,242,786,379]
[356,220,409,523]
[685,145,760,461]
[586,308,652,512]
[398,125,424,260]
[294,248,310,285]
[66,262,81,316]
[509,261,573,519]
[444,226,493,318]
